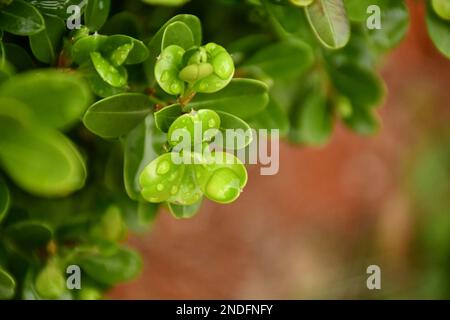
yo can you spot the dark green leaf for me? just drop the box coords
[154,103,183,132]
[85,0,111,31]
[190,79,269,119]
[0,267,15,299]
[5,221,53,251]
[250,98,290,136]
[327,62,384,107]
[0,0,45,36]
[123,114,165,200]
[243,40,314,79]
[343,104,379,135]
[76,244,142,285]
[366,0,409,51]
[29,15,65,64]
[0,177,10,224]
[83,93,152,138]
[290,89,333,146]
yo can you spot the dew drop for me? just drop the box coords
[171,186,178,195]
[161,71,170,82]
[208,119,216,128]
[156,160,170,175]
[170,82,181,93]
[156,184,164,191]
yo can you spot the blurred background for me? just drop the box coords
[109,1,450,299]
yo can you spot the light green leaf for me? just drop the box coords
[0,70,92,130]
[83,93,152,138]
[427,1,450,58]
[101,35,149,65]
[145,14,202,85]
[90,52,128,88]
[0,99,87,197]
[216,111,253,150]
[162,21,195,50]
[168,200,202,219]
[305,0,350,49]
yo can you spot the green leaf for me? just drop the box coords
[343,104,380,135]
[168,200,202,219]
[432,0,450,21]
[90,52,128,88]
[366,0,409,51]
[29,15,65,64]
[137,201,159,228]
[243,40,313,79]
[142,0,190,5]
[76,244,142,285]
[123,114,164,200]
[101,35,149,65]
[344,0,380,22]
[0,267,15,299]
[85,0,111,31]
[263,0,304,34]
[27,0,82,20]
[216,111,253,150]
[162,21,195,50]
[290,89,333,146]
[250,98,290,136]
[189,79,269,119]
[86,65,127,98]
[0,177,10,224]
[2,42,34,71]
[145,14,202,85]
[0,70,92,130]
[5,220,53,251]
[427,1,450,59]
[71,34,107,65]
[154,103,183,132]
[327,62,384,107]
[0,99,87,197]
[305,0,350,49]
[83,93,152,139]
[0,0,45,36]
